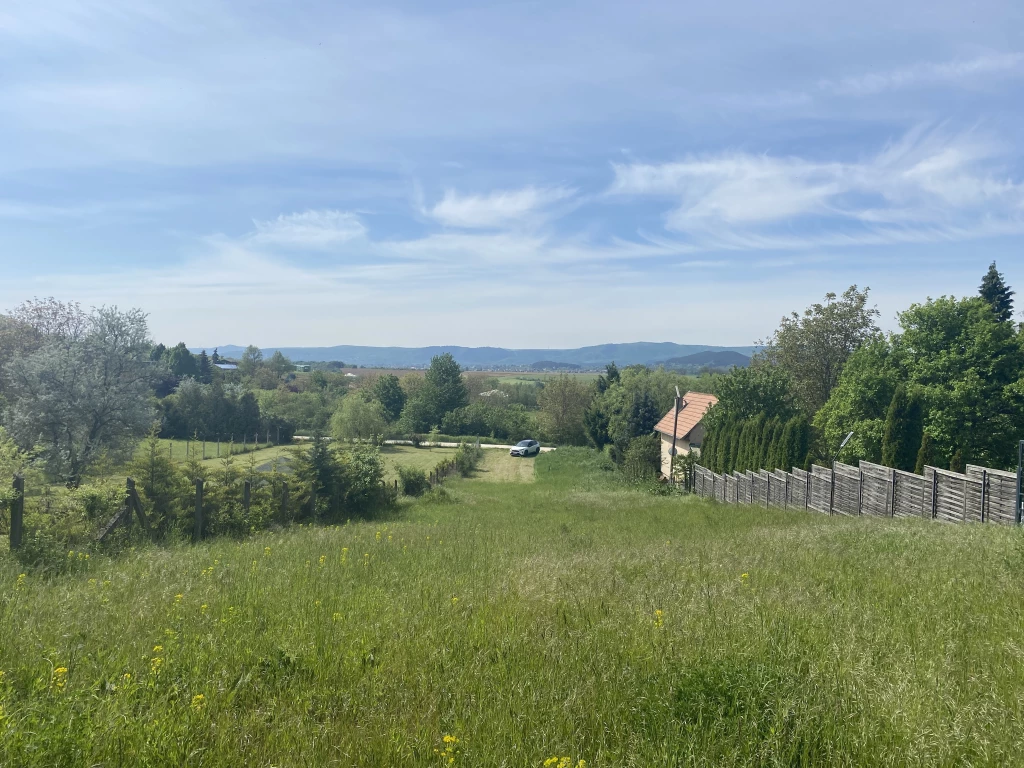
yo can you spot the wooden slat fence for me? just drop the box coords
[693,458,1023,526]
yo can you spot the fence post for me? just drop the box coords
[193,479,204,542]
[890,468,897,518]
[10,475,24,550]
[857,469,864,515]
[931,470,939,519]
[281,481,289,523]
[805,471,810,511]
[243,480,251,521]
[765,474,770,509]
[829,465,836,516]
[981,469,988,523]
[784,475,789,509]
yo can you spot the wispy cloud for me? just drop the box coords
[428,186,575,229]
[249,210,366,249]
[609,127,1024,246]
[820,52,1024,97]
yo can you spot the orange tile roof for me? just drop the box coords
[653,391,718,440]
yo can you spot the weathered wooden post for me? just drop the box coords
[169,442,173,460]
[829,465,836,516]
[243,480,251,520]
[10,475,24,550]
[890,468,897,517]
[193,479,204,542]
[931,470,939,519]
[980,469,988,523]
[202,440,206,460]
[857,469,864,515]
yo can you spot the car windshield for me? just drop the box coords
[516,440,531,447]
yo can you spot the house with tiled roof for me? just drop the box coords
[653,391,718,479]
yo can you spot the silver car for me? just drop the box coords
[510,439,540,457]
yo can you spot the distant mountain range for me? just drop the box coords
[191,342,756,370]
[661,350,751,370]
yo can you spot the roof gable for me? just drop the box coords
[653,391,718,440]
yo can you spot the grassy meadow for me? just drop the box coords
[2,448,1024,766]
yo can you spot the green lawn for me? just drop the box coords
[379,444,458,481]
[2,449,1024,765]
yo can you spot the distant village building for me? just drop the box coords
[478,389,508,398]
[653,391,717,479]
[295,364,311,372]
[214,363,238,371]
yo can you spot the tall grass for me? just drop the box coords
[2,448,1023,765]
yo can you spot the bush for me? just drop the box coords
[397,465,429,497]
[624,433,661,484]
[453,442,484,477]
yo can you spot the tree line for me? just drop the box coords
[700,262,1024,476]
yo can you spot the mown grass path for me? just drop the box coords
[2,449,1023,766]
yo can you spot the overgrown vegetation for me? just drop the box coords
[2,449,1023,765]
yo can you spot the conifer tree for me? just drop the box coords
[728,421,742,474]
[949,449,965,474]
[881,385,924,471]
[914,432,935,474]
[979,261,1015,322]
[767,418,784,470]
[778,418,796,471]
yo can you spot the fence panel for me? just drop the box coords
[809,465,832,514]
[833,463,861,516]
[892,469,928,519]
[734,472,750,504]
[725,473,736,504]
[967,465,1018,524]
[770,470,788,508]
[790,468,809,510]
[860,461,893,517]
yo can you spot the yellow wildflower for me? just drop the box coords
[332,612,341,622]
[375,531,382,541]
[264,547,272,557]
[318,555,326,567]
[67,550,75,559]
[150,657,163,674]
[51,666,68,691]
[175,594,184,603]
[451,597,459,606]
[16,573,26,588]
[88,578,97,587]
[190,693,205,711]
[200,604,208,614]
[654,609,664,629]
[153,645,163,653]
[122,673,132,683]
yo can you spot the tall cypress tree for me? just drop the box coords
[728,421,742,474]
[755,417,773,469]
[979,261,1015,322]
[881,385,924,471]
[736,420,752,473]
[718,420,733,474]
[914,432,935,474]
[701,424,715,469]
[793,415,811,471]
[777,419,796,471]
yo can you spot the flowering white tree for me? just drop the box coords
[4,302,155,485]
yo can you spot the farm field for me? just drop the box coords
[2,449,1024,765]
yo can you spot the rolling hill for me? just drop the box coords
[194,342,757,369]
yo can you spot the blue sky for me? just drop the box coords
[2,0,1023,348]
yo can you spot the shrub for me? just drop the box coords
[453,442,484,477]
[397,465,429,497]
[624,433,661,484]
